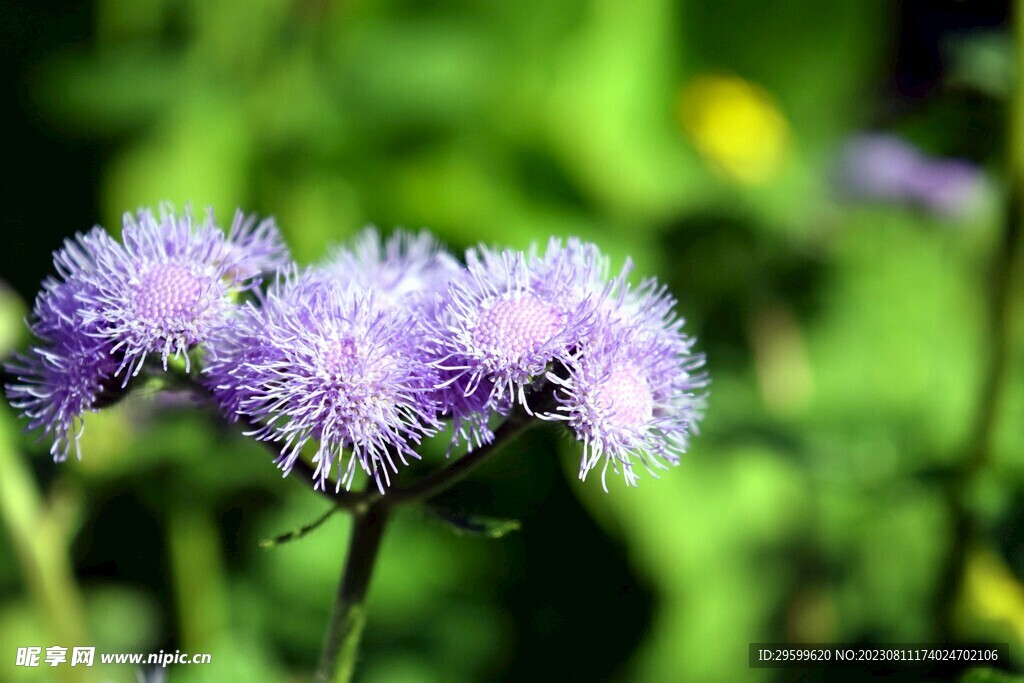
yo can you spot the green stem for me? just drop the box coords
[933,0,1024,640]
[315,503,390,683]
[382,405,534,506]
[180,367,548,681]
[311,408,540,681]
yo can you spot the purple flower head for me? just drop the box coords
[323,228,462,316]
[836,133,987,217]
[430,242,598,413]
[5,277,120,461]
[905,159,987,218]
[433,366,502,452]
[70,205,272,380]
[546,277,706,489]
[223,210,291,280]
[203,268,443,492]
[6,205,291,460]
[836,134,926,201]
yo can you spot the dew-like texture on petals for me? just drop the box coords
[72,206,269,379]
[203,269,442,492]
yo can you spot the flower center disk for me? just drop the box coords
[132,263,204,324]
[323,337,360,378]
[472,295,563,362]
[599,366,654,428]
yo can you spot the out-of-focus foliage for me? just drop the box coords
[2,0,1023,682]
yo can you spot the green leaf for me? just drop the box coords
[425,506,522,539]
[960,668,1024,683]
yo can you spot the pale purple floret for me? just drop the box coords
[9,210,708,490]
[5,278,119,460]
[837,134,925,202]
[224,209,291,280]
[71,205,270,380]
[546,275,706,489]
[836,133,986,217]
[323,228,462,312]
[906,159,986,218]
[429,242,597,413]
[203,269,443,492]
[510,238,708,488]
[432,367,502,451]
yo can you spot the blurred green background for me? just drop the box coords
[2,0,1024,681]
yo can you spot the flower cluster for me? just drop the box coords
[7,209,706,490]
[5,206,288,460]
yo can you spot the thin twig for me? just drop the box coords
[933,1,1024,640]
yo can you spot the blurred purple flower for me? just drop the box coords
[323,228,462,313]
[836,133,986,217]
[906,159,987,217]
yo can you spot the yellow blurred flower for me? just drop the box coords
[678,74,790,185]
[965,546,1024,645]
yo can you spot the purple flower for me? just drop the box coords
[836,133,987,217]
[223,209,291,280]
[5,277,120,461]
[432,366,500,451]
[429,243,597,412]
[905,159,987,218]
[6,205,291,460]
[546,278,706,489]
[203,269,443,492]
[323,228,462,313]
[68,205,276,379]
[837,134,925,202]
[320,228,500,450]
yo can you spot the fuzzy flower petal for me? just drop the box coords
[203,269,443,492]
[224,209,291,280]
[323,228,498,448]
[5,278,120,460]
[547,278,706,489]
[71,206,267,379]
[6,205,289,460]
[323,228,462,312]
[429,243,598,413]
